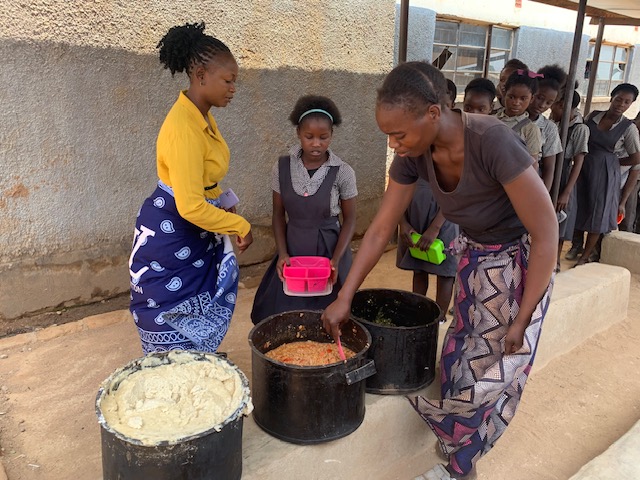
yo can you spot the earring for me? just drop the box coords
[200,81,205,86]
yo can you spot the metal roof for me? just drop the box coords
[529,0,640,25]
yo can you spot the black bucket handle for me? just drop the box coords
[344,359,376,385]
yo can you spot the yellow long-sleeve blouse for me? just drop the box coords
[156,91,251,237]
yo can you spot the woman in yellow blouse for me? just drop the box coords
[129,23,253,354]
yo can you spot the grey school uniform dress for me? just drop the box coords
[251,150,356,325]
[576,112,632,234]
[396,177,458,277]
[557,119,589,240]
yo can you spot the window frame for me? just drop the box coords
[582,41,631,98]
[433,18,515,94]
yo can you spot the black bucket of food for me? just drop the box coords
[351,288,442,394]
[248,310,375,445]
[96,350,252,480]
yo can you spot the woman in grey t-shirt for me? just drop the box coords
[322,62,557,480]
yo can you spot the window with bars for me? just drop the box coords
[433,19,514,95]
[582,43,630,97]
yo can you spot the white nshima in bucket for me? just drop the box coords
[97,350,252,446]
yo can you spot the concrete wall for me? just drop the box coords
[513,26,590,75]
[0,1,395,320]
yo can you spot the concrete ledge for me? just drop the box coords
[535,263,630,371]
[569,419,640,479]
[241,263,631,480]
[601,231,640,274]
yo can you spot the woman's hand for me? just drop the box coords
[504,321,527,354]
[618,203,626,220]
[321,296,352,341]
[276,254,291,282]
[236,230,253,253]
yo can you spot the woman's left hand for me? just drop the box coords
[504,322,527,354]
[236,230,253,253]
[225,205,237,214]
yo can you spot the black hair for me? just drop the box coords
[611,83,639,101]
[464,78,496,102]
[505,69,539,96]
[537,64,567,94]
[289,95,343,127]
[446,79,457,104]
[571,90,581,109]
[503,58,528,71]
[377,61,448,115]
[157,22,232,76]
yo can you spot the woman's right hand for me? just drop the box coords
[556,191,570,213]
[276,254,290,282]
[322,297,352,341]
[236,230,253,253]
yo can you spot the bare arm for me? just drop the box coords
[557,152,585,212]
[330,196,357,283]
[540,155,555,192]
[503,166,558,354]
[321,179,416,338]
[620,168,640,217]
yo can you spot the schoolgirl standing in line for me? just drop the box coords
[549,88,589,272]
[527,65,567,191]
[574,83,640,266]
[251,95,357,324]
[494,69,543,162]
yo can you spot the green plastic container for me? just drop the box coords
[408,233,446,265]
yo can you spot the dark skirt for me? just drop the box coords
[575,150,620,234]
[396,179,458,277]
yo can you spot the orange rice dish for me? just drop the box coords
[266,340,356,366]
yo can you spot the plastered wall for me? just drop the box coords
[0,1,395,320]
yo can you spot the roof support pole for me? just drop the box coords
[584,17,606,116]
[551,0,588,206]
[398,0,409,64]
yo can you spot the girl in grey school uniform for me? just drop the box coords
[251,95,357,324]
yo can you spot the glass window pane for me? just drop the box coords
[599,45,614,62]
[611,62,625,81]
[456,47,484,72]
[614,47,627,62]
[459,24,487,47]
[435,20,458,45]
[596,61,612,80]
[594,80,610,97]
[588,43,594,60]
[454,72,482,94]
[491,27,512,50]
[432,46,456,71]
[488,49,509,75]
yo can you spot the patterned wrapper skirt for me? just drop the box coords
[129,182,239,354]
[408,233,553,476]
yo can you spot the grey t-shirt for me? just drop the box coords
[389,111,533,244]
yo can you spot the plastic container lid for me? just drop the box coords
[408,233,446,265]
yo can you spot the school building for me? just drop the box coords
[401,0,640,118]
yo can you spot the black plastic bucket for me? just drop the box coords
[248,310,375,445]
[351,289,442,394]
[96,351,251,480]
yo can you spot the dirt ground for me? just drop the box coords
[0,247,638,479]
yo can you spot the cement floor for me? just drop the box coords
[0,249,639,479]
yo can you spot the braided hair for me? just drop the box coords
[157,22,232,76]
[289,95,343,127]
[377,61,448,116]
[537,64,567,94]
[505,69,539,96]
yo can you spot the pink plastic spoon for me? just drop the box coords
[336,336,347,361]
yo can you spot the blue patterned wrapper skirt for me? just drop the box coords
[128,182,239,354]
